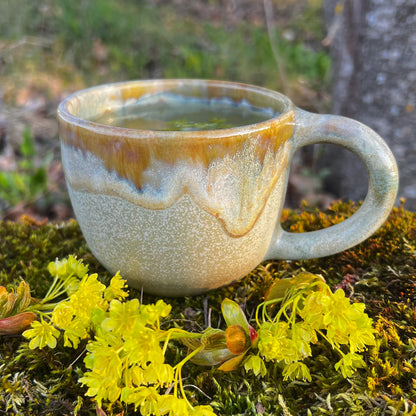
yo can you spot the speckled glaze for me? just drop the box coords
[57,79,398,296]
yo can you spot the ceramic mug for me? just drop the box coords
[57,79,398,296]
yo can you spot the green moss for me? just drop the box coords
[1,201,415,415]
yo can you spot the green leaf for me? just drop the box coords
[292,272,325,289]
[0,281,32,318]
[186,328,236,366]
[200,328,227,348]
[221,298,249,334]
[8,281,32,316]
[29,167,48,197]
[243,354,267,377]
[20,126,36,157]
[265,272,326,302]
[264,278,294,302]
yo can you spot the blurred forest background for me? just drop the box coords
[0,0,413,222]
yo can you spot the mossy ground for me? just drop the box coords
[1,201,415,415]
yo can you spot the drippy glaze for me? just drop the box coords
[58,80,295,237]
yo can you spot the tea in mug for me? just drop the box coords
[90,93,277,131]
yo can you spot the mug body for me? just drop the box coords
[58,79,295,296]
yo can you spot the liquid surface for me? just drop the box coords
[91,93,277,131]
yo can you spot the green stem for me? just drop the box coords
[26,300,65,313]
[260,280,327,326]
[32,310,52,319]
[162,330,173,357]
[289,296,301,326]
[162,328,201,342]
[41,280,70,305]
[255,298,283,327]
[42,275,60,302]
[272,296,296,324]
[173,345,204,409]
[45,284,68,300]
[316,329,345,358]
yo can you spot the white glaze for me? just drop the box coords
[66,178,286,296]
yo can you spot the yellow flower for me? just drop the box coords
[258,322,289,361]
[334,352,366,378]
[299,290,327,329]
[121,386,161,415]
[84,335,123,375]
[346,310,376,353]
[159,395,190,416]
[63,317,88,348]
[142,362,175,387]
[80,344,124,406]
[51,302,74,329]
[47,258,68,278]
[290,322,315,359]
[54,273,110,349]
[192,405,217,416]
[101,299,142,336]
[282,361,311,382]
[126,365,146,387]
[79,368,121,409]
[104,271,129,301]
[322,289,351,331]
[140,299,172,327]
[257,332,279,361]
[47,255,88,280]
[66,255,89,278]
[124,327,164,365]
[243,354,267,377]
[70,274,106,320]
[139,388,160,416]
[23,318,60,349]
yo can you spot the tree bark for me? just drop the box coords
[322,0,416,209]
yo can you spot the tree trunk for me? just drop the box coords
[321,0,416,210]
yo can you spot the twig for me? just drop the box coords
[0,36,53,58]
[182,384,213,401]
[68,347,87,370]
[203,296,211,328]
[322,1,345,47]
[263,0,289,95]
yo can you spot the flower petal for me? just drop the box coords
[218,352,247,372]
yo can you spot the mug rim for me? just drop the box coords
[57,79,294,140]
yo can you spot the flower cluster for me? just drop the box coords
[254,272,376,380]
[22,256,215,416]
[23,256,127,350]
[81,298,172,409]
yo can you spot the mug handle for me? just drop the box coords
[264,108,399,260]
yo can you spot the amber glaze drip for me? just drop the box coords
[59,111,295,192]
[58,80,295,236]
